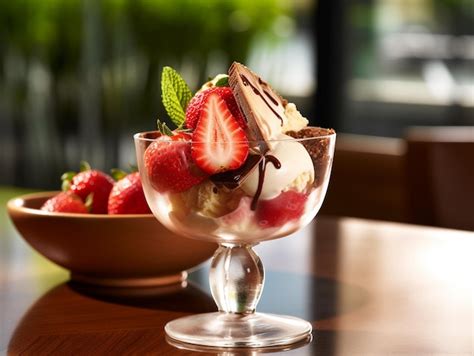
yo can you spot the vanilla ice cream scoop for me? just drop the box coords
[241,134,314,200]
[282,103,309,133]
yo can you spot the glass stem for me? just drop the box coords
[209,243,264,314]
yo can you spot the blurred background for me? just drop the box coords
[0,0,473,229]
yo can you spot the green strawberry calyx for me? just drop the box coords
[79,160,92,172]
[84,193,94,212]
[110,168,128,181]
[61,171,76,191]
[61,160,92,191]
[156,119,173,136]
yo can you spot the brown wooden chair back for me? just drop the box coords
[405,127,474,231]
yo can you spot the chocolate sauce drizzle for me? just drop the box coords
[210,155,262,190]
[240,74,284,125]
[258,78,279,106]
[263,90,278,106]
[251,154,281,210]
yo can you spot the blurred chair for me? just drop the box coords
[321,134,407,222]
[405,126,474,231]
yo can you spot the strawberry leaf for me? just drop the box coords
[157,119,173,136]
[80,161,91,172]
[110,168,127,181]
[161,66,192,128]
[84,193,94,212]
[61,171,76,182]
[61,179,71,192]
[61,171,76,191]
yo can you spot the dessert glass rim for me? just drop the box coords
[133,127,336,144]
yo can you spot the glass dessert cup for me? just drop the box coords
[134,128,336,348]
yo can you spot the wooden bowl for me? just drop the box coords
[7,192,217,287]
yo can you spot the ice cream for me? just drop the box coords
[282,103,309,133]
[140,62,335,242]
[181,180,244,218]
[166,62,318,231]
[134,63,336,350]
[240,133,314,200]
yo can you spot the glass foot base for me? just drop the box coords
[165,312,312,348]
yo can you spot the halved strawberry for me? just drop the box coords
[191,93,249,175]
[255,190,307,228]
[144,132,207,193]
[185,87,246,130]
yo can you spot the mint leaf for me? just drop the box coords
[215,75,229,87]
[161,66,192,127]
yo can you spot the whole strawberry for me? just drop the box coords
[185,87,246,130]
[144,132,207,193]
[62,161,114,214]
[41,192,88,213]
[108,171,152,214]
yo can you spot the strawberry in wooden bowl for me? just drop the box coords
[107,170,152,215]
[7,162,216,287]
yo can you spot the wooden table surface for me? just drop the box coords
[1,189,473,355]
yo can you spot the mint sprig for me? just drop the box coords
[161,66,192,128]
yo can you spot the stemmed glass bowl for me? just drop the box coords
[134,128,336,348]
